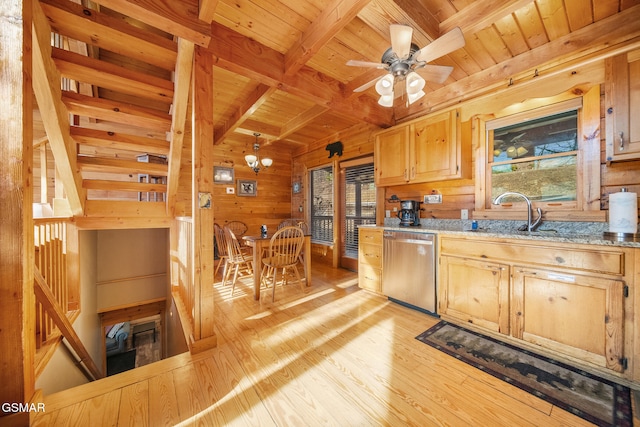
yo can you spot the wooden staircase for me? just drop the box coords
[32,0,211,219]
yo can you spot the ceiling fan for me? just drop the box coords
[347,25,465,107]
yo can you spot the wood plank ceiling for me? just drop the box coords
[32,0,640,214]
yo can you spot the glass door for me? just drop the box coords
[339,158,376,271]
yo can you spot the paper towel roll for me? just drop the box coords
[609,190,638,234]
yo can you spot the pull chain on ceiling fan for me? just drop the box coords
[347,25,465,107]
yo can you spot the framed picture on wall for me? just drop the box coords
[214,166,234,184]
[237,179,257,197]
[293,182,301,194]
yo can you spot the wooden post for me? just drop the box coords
[190,45,217,352]
[0,0,36,423]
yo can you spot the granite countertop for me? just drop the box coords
[362,219,640,249]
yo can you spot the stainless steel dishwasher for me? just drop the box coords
[382,230,437,315]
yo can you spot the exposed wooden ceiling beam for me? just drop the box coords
[70,127,170,155]
[32,0,85,215]
[40,0,178,71]
[439,0,532,35]
[213,84,278,144]
[166,38,194,216]
[284,0,372,77]
[208,22,393,128]
[52,48,174,104]
[62,92,172,132]
[91,0,211,47]
[198,0,218,22]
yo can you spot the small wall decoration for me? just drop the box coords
[325,140,343,158]
[293,181,301,194]
[237,179,257,197]
[198,192,211,208]
[214,166,234,184]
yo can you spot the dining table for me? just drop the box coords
[242,233,311,300]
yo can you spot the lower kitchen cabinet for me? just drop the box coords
[438,235,634,380]
[439,256,509,334]
[358,228,383,293]
[512,266,626,372]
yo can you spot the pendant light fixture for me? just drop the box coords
[245,133,273,174]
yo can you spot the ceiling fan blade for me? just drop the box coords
[417,64,454,84]
[353,76,384,92]
[415,27,465,63]
[390,24,413,59]
[346,59,387,69]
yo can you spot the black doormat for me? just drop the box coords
[416,321,632,427]
[107,349,136,376]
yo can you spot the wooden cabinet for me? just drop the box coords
[605,50,640,161]
[439,255,510,334]
[374,109,462,186]
[438,235,632,377]
[358,228,383,293]
[512,266,626,372]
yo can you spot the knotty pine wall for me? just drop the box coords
[376,78,640,223]
[292,123,379,266]
[173,128,293,234]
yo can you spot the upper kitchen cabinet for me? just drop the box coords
[374,109,466,186]
[605,50,640,162]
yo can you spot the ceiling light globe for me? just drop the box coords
[406,72,425,95]
[245,154,257,166]
[261,158,273,167]
[375,74,395,96]
[378,94,394,107]
[407,90,425,105]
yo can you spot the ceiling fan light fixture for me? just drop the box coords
[406,72,425,95]
[375,74,394,96]
[407,90,425,105]
[378,94,394,107]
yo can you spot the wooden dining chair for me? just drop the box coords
[261,226,305,301]
[222,226,254,294]
[226,220,248,237]
[277,218,299,229]
[214,223,228,279]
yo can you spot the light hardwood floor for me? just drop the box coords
[33,263,633,426]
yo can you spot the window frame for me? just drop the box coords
[473,87,604,221]
[309,165,334,245]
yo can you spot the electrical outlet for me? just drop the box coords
[461,209,469,219]
[385,210,391,218]
[424,194,442,204]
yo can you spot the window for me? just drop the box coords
[484,99,582,211]
[310,166,333,244]
[342,162,376,258]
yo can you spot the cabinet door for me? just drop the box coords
[605,51,640,161]
[374,126,410,186]
[412,110,459,182]
[358,229,383,293]
[512,267,625,372]
[439,256,509,334]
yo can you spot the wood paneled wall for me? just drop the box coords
[375,64,640,223]
[212,138,292,235]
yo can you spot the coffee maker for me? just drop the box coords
[397,200,422,226]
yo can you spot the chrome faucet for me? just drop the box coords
[492,192,542,232]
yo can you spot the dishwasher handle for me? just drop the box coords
[388,238,433,245]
